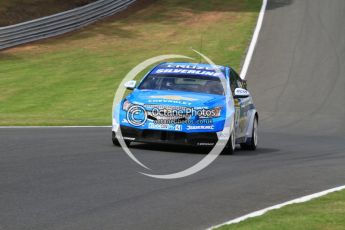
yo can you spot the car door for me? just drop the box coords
[230,69,241,137]
[230,70,252,138]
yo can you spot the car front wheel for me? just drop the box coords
[112,132,131,146]
[223,130,235,155]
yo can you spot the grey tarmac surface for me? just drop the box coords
[1,0,345,229]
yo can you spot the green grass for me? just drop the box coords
[0,0,261,126]
[216,190,345,230]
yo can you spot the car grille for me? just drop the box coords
[145,104,191,122]
[120,126,218,145]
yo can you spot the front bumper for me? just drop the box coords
[116,125,219,146]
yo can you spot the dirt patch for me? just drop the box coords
[94,0,156,23]
[183,11,231,26]
[7,45,39,52]
[1,0,154,53]
[0,0,98,26]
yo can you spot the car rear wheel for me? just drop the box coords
[241,116,258,151]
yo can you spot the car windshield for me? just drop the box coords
[138,74,225,95]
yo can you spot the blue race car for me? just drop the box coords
[112,62,258,154]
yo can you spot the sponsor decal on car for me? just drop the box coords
[187,125,215,130]
[153,68,223,77]
[149,95,198,101]
[148,123,182,131]
[148,99,192,105]
[197,142,215,146]
[165,64,225,70]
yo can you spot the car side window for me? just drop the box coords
[231,69,248,90]
[230,70,239,93]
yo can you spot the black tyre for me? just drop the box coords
[241,116,258,151]
[112,132,131,146]
[112,132,120,146]
[222,131,235,155]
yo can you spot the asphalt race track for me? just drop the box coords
[1,0,345,229]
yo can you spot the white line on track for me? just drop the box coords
[208,185,345,229]
[240,0,268,79]
[208,1,345,229]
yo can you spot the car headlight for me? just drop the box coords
[122,100,133,111]
[199,106,222,118]
[212,106,222,117]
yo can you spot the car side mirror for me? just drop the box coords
[234,88,250,98]
[124,80,136,90]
